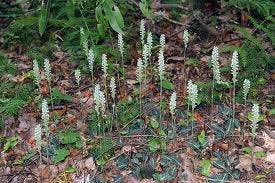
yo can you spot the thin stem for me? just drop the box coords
[159,78,162,121]
[192,106,194,136]
[242,98,247,147]
[104,77,108,110]
[121,54,126,96]
[232,82,236,126]
[210,79,215,130]
[49,85,54,111]
[139,83,142,117]
[39,150,42,183]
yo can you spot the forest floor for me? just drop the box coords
[0,1,274,183]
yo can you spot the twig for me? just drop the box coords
[154,4,186,10]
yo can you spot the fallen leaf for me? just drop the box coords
[236,154,252,172]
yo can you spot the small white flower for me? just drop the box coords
[42,99,49,136]
[142,44,149,68]
[118,33,124,56]
[183,30,189,49]
[160,34,165,51]
[75,69,81,86]
[44,58,51,84]
[147,32,153,58]
[140,19,145,46]
[137,58,144,83]
[211,46,221,84]
[101,54,108,78]
[243,79,250,100]
[158,49,165,79]
[34,124,42,151]
[231,51,239,83]
[88,49,94,75]
[33,59,41,88]
[169,91,177,115]
[110,77,116,100]
[252,103,259,140]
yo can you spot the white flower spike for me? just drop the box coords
[147,32,153,58]
[211,46,221,84]
[75,69,81,86]
[231,51,239,83]
[158,49,165,79]
[88,49,94,75]
[142,44,149,68]
[160,34,165,51]
[183,30,189,49]
[34,124,42,151]
[252,103,259,142]
[243,79,250,100]
[170,91,177,115]
[101,54,108,78]
[94,84,106,115]
[137,58,144,83]
[118,33,124,56]
[140,19,145,46]
[33,59,41,88]
[42,99,49,136]
[110,77,116,100]
[44,58,51,84]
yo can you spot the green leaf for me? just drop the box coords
[64,166,76,173]
[113,6,124,29]
[54,148,70,164]
[103,2,123,33]
[269,108,275,115]
[38,5,48,36]
[150,118,159,129]
[185,58,199,65]
[148,139,160,152]
[58,129,81,145]
[202,159,212,177]
[162,80,175,90]
[4,137,18,152]
[255,151,266,158]
[198,130,206,145]
[139,0,153,19]
[242,147,252,154]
